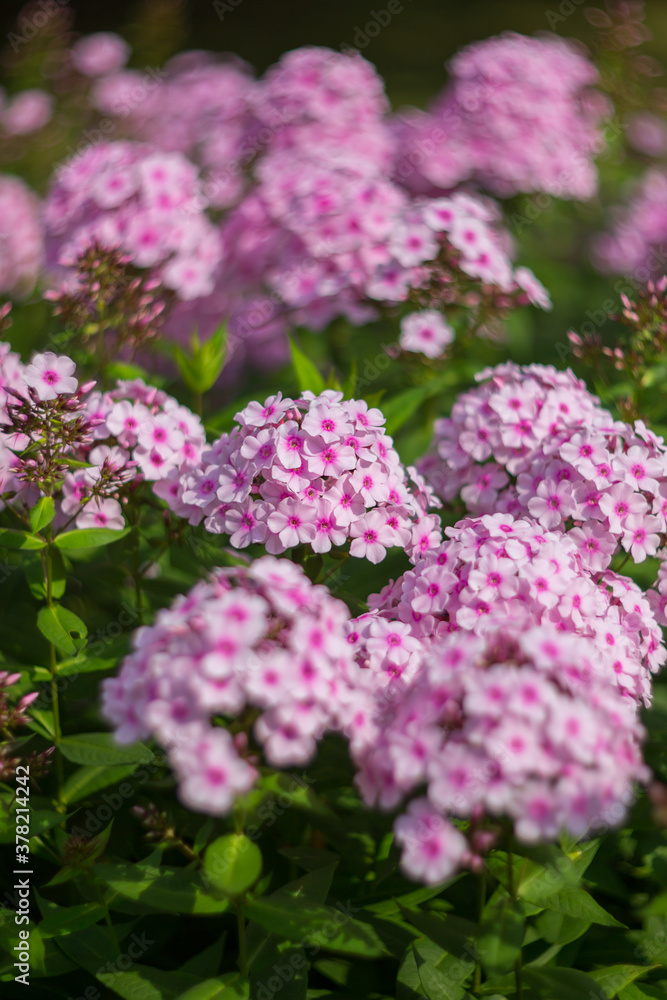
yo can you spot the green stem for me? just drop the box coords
[129,510,144,626]
[173,838,198,862]
[473,869,486,993]
[507,847,514,897]
[45,526,64,804]
[236,901,248,977]
[96,884,119,951]
[507,849,523,1000]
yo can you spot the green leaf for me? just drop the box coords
[243,898,389,957]
[279,848,340,874]
[249,932,307,999]
[366,883,455,918]
[23,549,66,601]
[342,359,357,399]
[193,818,216,856]
[0,919,46,976]
[492,841,600,901]
[204,834,262,896]
[29,496,55,533]
[94,861,231,915]
[47,823,114,885]
[60,763,139,805]
[412,942,472,1000]
[620,985,667,1000]
[478,892,524,977]
[382,373,450,436]
[181,939,225,979]
[589,966,660,998]
[174,326,228,394]
[106,361,165,384]
[290,336,326,394]
[519,885,624,928]
[247,867,335,1000]
[26,707,55,739]
[0,528,46,550]
[523,967,612,1000]
[54,526,130,550]
[533,910,590,948]
[37,901,107,939]
[59,733,153,766]
[37,605,87,655]
[45,866,80,887]
[0,808,62,844]
[176,974,249,1000]
[55,920,215,999]
[399,906,479,958]
[56,653,122,677]
[398,938,443,1000]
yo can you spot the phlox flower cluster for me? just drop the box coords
[1,90,53,137]
[218,118,551,350]
[353,627,647,884]
[648,554,667,626]
[44,141,222,302]
[0,341,26,502]
[394,33,606,200]
[0,346,205,530]
[361,514,665,707]
[92,51,256,210]
[42,43,552,366]
[162,389,440,564]
[346,513,662,881]
[252,45,391,146]
[0,175,44,296]
[420,362,667,566]
[399,311,454,359]
[593,168,667,278]
[70,376,205,529]
[46,242,171,354]
[70,32,130,78]
[102,556,369,814]
[0,669,49,782]
[0,350,98,509]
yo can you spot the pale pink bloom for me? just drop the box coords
[225,500,269,549]
[303,438,357,477]
[598,484,648,533]
[394,799,467,884]
[24,352,77,401]
[349,509,395,563]
[310,500,346,553]
[622,514,662,562]
[266,498,318,549]
[527,478,575,529]
[76,497,125,531]
[400,310,454,359]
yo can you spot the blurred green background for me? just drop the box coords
[3,0,667,107]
